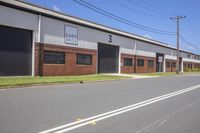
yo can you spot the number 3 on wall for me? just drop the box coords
[108,34,112,43]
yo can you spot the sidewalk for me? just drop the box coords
[103,73,159,79]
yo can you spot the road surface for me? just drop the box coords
[0,75,200,133]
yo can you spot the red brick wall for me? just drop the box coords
[120,53,135,73]
[183,61,200,71]
[183,61,192,70]
[35,43,97,76]
[135,56,156,73]
[165,59,171,72]
[35,44,40,76]
[171,60,176,72]
[165,59,176,72]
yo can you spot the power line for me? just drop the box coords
[184,19,200,41]
[182,23,200,43]
[74,0,175,34]
[109,0,164,18]
[73,0,175,35]
[136,0,176,17]
[180,35,200,51]
[126,0,169,17]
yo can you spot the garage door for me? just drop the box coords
[98,43,119,73]
[0,25,32,76]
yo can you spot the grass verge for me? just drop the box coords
[0,74,129,88]
[135,72,200,77]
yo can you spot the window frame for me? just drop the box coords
[137,59,144,67]
[123,58,133,66]
[148,60,154,67]
[172,62,176,67]
[76,53,92,65]
[166,62,171,68]
[44,51,65,64]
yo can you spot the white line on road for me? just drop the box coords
[39,84,200,133]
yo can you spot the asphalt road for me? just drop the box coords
[0,75,200,133]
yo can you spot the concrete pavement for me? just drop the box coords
[0,75,200,133]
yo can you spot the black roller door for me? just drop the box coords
[98,43,119,73]
[0,25,32,76]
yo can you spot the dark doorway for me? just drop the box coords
[156,53,164,72]
[179,57,182,72]
[0,25,32,76]
[98,43,119,73]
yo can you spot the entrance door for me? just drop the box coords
[0,25,32,76]
[98,43,119,73]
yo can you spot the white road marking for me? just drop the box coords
[39,84,200,133]
[136,98,200,133]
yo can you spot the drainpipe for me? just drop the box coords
[38,14,43,76]
[134,40,137,73]
[118,47,121,74]
[163,55,166,72]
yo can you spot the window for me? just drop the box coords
[184,63,186,68]
[188,64,191,68]
[77,54,92,65]
[148,60,154,67]
[172,62,176,67]
[124,58,133,66]
[166,62,171,68]
[188,54,191,58]
[137,59,144,67]
[44,51,65,64]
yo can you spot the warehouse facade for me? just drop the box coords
[0,0,200,76]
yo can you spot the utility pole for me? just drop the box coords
[170,16,186,74]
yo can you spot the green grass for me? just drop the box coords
[135,72,200,77]
[0,74,129,88]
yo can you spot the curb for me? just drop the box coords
[0,78,131,90]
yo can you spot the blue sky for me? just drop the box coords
[25,0,200,54]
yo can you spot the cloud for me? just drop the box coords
[52,5,61,12]
[144,34,152,39]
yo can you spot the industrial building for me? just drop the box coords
[0,0,200,76]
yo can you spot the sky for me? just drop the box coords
[25,0,200,54]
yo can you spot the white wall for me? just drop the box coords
[136,40,172,55]
[0,5,38,41]
[183,58,200,63]
[41,16,134,51]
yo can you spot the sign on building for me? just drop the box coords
[64,25,78,44]
[158,56,163,63]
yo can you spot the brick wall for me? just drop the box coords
[35,43,97,76]
[183,61,193,70]
[165,59,171,72]
[135,56,156,73]
[35,44,40,76]
[171,60,176,72]
[165,59,176,72]
[121,53,135,73]
[34,43,199,76]
[183,61,200,71]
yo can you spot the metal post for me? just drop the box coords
[176,18,180,74]
[170,16,186,74]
